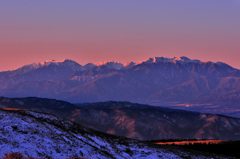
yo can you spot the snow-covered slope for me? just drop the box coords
[1,97,240,141]
[0,109,221,158]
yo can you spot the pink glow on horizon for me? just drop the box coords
[0,1,240,71]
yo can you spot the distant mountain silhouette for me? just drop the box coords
[0,56,240,117]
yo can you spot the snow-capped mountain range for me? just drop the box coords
[7,56,233,73]
[0,56,240,117]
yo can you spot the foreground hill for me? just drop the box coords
[1,97,240,141]
[0,108,222,158]
[0,57,240,117]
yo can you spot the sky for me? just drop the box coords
[0,0,240,71]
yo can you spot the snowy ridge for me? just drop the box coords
[136,56,201,65]
[124,61,136,69]
[12,59,83,75]
[25,59,81,69]
[94,61,124,70]
[13,56,232,73]
[0,109,222,158]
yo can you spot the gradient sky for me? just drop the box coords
[0,0,240,71]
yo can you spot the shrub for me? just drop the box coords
[4,152,23,159]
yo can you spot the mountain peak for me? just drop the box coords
[29,59,81,68]
[62,59,77,63]
[136,56,201,65]
[94,61,124,70]
[30,60,56,68]
[14,59,82,75]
